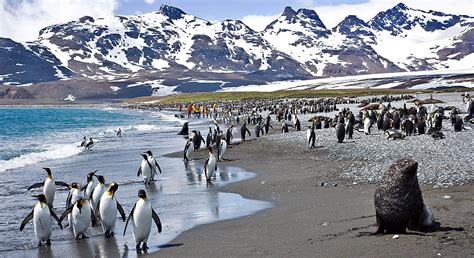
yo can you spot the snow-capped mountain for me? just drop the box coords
[0,3,472,100]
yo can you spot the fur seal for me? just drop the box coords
[178,122,189,136]
[374,159,435,234]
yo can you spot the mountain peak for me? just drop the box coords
[333,15,374,39]
[282,6,297,19]
[394,2,409,10]
[159,4,186,19]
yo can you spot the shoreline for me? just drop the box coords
[158,133,473,257]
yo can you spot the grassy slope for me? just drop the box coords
[123,89,444,104]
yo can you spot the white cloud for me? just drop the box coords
[0,0,118,42]
[243,0,474,31]
[144,0,156,4]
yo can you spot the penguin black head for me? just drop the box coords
[71,182,78,189]
[77,198,86,212]
[95,175,105,184]
[33,194,47,203]
[140,153,148,160]
[138,190,147,199]
[145,150,153,157]
[87,170,98,181]
[208,147,213,154]
[42,167,52,177]
[108,182,119,196]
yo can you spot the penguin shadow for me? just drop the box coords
[158,243,184,249]
[145,182,163,193]
[36,246,54,258]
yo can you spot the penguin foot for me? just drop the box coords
[46,239,51,246]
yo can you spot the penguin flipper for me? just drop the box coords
[90,208,97,227]
[137,167,142,177]
[55,181,70,188]
[155,161,162,174]
[89,188,95,200]
[49,206,63,230]
[19,210,34,231]
[145,160,154,172]
[66,192,72,209]
[123,203,136,236]
[27,182,44,190]
[95,200,101,218]
[59,206,74,224]
[151,209,162,233]
[116,201,126,222]
[203,158,209,180]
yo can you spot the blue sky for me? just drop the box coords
[115,0,367,20]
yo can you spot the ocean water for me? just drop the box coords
[0,107,271,257]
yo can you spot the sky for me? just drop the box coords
[1,0,473,41]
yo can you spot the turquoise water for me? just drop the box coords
[0,107,272,257]
[0,107,131,160]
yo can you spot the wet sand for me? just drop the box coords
[159,136,474,257]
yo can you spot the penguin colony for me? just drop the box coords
[20,151,164,250]
[19,93,472,248]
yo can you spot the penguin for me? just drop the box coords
[196,130,205,149]
[254,122,264,137]
[294,116,301,131]
[203,147,218,183]
[336,120,345,143]
[376,113,383,130]
[91,174,106,218]
[218,136,228,161]
[82,170,97,199]
[363,112,371,135]
[144,151,162,181]
[264,116,273,134]
[454,115,463,132]
[85,138,94,150]
[225,125,234,145]
[98,182,126,237]
[123,190,162,250]
[79,136,87,147]
[206,127,213,147]
[59,198,96,239]
[27,167,70,207]
[314,118,322,130]
[307,126,316,148]
[137,154,154,185]
[20,194,63,246]
[183,139,194,162]
[240,122,251,142]
[65,182,80,228]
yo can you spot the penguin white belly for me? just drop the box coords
[363,118,370,134]
[219,140,227,160]
[85,181,95,199]
[72,204,91,237]
[306,129,311,142]
[43,178,56,205]
[92,185,105,213]
[141,161,152,183]
[133,200,152,244]
[207,155,217,179]
[33,203,52,241]
[186,144,194,159]
[68,189,79,226]
[99,195,117,231]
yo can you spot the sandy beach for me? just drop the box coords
[159,133,473,257]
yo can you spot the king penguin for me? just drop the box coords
[123,190,162,250]
[137,153,154,185]
[27,167,70,207]
[91,174,106,219]
[59,198,96,239]
[98,182,126,237]
[307,125,316,148]
[20,194,63,246]
[183,138,194,162]
[218,135,228,161]
[144,151,162,181]
[203,147,218,183]
[65,182,80,228]
[82,170,97,199]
